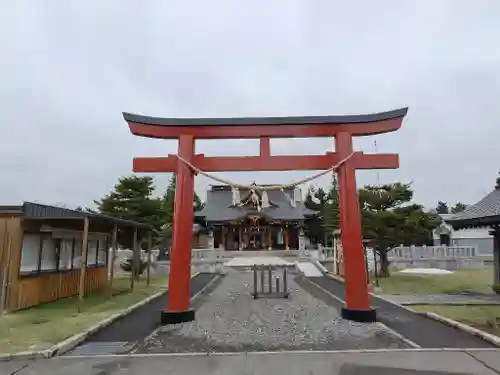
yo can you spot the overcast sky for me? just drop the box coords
[1,1,499,210]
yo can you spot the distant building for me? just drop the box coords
[446,189,500,285]
[194,184,317,250]
[433,213,493,256]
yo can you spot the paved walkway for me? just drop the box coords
[5,349,500,374]
[225,256,293,267]
[66,273,217,356]
[135,270,412,353]
[309,276,497,348]
[378,293,500,306]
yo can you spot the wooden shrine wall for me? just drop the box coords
[0,216,108,312]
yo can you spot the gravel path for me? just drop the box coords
[137,270,412,353]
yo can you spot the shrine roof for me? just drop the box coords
[0,202,153,230]
[123,108,408,127]
[195,186,317,222]
[446,189,500,230]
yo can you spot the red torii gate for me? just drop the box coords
[124,108,407,323]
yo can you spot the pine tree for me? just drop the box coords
[436,201,449,214]
[323,175,340,237]
[94,175,164,247]
[160,173,205,224]
[161,174,177,224]
[359,183,441,276]
[451,202,468,214]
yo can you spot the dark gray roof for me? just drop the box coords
[123,108,408,127]
[446,189,500,229]
[195,186,318,222]
[0,202,152,229]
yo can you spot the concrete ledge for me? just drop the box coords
[313,260,328,274]
[60,347,500,359]
[0,272,202,362]
[325,272,345,283]
[415,311,500,348]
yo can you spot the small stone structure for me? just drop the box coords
[251,264,289,299]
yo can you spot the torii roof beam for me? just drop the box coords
[124,107,408,139]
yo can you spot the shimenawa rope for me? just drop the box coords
[174,151,356,191]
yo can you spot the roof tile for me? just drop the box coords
[195,187,317,222]
[448,189,500,222]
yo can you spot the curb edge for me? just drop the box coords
[0,273,203,361]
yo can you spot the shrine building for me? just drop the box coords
[194,184,318,251]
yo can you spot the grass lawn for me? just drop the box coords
[376,266,495,295]
[0,276,168,354]
[411,305,500,338]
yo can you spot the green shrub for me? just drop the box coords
[492,283,500,295]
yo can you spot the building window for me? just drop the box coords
[73,238,84,269]
[40,235,58,271]
[86,239,98,267]
[19,231,110,276]
[59,238,74,270]
[20,234,41,273]
[97,238,108,265]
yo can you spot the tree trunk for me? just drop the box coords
[379,249,390,277]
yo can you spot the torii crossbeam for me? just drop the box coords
[124,108,408,323]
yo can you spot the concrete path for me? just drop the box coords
[225,256,293,267]
[135,270,411,353]
[5,349,500,374]
[65,273,218,356]
[296,262,323,277]
[378,293,500,306]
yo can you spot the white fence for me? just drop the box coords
[391,245,477,259]
[191,248,225,263]
[305,244,485,273]
[389,245,484,270]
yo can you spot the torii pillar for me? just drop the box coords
[124,108,408,324]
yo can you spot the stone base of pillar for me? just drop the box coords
[341,307,376,323]
[161,309,195,325]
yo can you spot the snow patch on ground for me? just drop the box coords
[399,268,454,275]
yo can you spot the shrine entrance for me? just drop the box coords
[124,108,408,324]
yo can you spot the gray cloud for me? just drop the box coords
[1,0,499,210]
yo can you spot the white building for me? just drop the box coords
[433,214,493,256]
